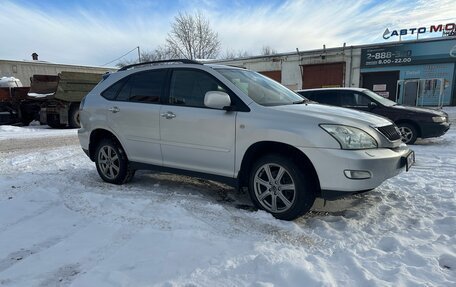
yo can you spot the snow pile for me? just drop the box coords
[0,109,455,286]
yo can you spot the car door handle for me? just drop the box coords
[108,107,120,113]
[160,111,176,119]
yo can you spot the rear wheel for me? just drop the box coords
[95,139,135,184]
[248,154,316,220]
[46,115,66,128]
[68,104,80,128]
[397,123,418,144]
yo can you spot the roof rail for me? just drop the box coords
[118,59,201,71]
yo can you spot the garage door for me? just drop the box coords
[301,63,345,89]
[259,70,281,83]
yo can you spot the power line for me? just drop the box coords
[101,46,140,67]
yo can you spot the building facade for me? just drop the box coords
[214,37,456,106]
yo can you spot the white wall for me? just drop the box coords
[215,47,362,90]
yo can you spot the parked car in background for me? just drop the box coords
[296,88,451,144]
[79,60,414,220]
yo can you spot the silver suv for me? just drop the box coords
[78,60,414,220]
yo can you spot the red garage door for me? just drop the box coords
[259,70,282,83]
[301,63,345,89]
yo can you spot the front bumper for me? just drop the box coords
[419,121,450,138]
[298,145,412,199]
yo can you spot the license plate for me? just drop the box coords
[405,151,415,172]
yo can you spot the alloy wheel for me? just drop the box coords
[97,145,120,180]
[399,126,413,143]
[253,163,296,213]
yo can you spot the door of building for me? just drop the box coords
[301,63,345,89]
[361,71,400,101]
[259,70,282,83]
[396,78,445,106]
[403,80,419,106]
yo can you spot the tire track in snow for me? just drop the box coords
[0,135,79,153]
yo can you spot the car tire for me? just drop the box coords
[95,138,135,184]
[248,154,316,220]
[397,123,418,144]
[68,104,81,128]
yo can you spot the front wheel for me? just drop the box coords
[95,139,135,184]
[397,123,418,144]
[248,154,316,220]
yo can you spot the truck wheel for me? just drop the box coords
[397,123,418,144]
[47,117,66,129]
[69,104,80,128]
[95,138,135,184]
[248,154,316,220]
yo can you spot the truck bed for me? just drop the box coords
[28,72,102,102]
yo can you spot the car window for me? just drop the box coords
[169,69,226,108]
[217,68,303,106]
[129,70,165,103]
[363,89,397,106]
[112,70,166,103]
[116,78,132,101]
[314,91,341,106]
[101,79,126,100]
[298,91,315,101]
[340,91,357,106]
[340,91,372,107]
[354,92,371,106]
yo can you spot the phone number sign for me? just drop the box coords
[361,47,414,67]
[361,41,456,68]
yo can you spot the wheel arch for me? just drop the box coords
[238,141,321,195]
[89,128,124,161]
[395,119,421,137]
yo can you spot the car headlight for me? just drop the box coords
[320,124,378,149]
[432,116,446,123]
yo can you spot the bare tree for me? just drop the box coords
[116,47,170,68]
[223,49,251,59]
[261,46,277,56]
[166,11,220,60]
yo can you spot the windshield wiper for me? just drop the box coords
[292,99,307,104]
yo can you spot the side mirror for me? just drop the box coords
[204,91,231,110]
[368,102,377,110]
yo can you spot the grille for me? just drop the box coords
[377,125,401,141]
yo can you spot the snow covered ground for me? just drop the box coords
[0,109,455,286]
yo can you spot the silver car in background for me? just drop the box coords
[78,60,414,220]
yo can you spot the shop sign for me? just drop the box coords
[383,23,456,40]
[361,41,456,68]
[373,84,387,91]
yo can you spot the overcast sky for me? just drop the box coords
[1,0,455,66]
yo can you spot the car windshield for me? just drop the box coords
[216,68,304,106]
[363,89,397,107]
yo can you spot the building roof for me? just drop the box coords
[213,36,456,63]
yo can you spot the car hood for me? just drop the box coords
[271,103,392,127]
[390,105,447,116]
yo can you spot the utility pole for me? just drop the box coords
[137,46,141,63]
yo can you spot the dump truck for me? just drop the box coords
[0,77,39,125]
[28,71,103,128]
